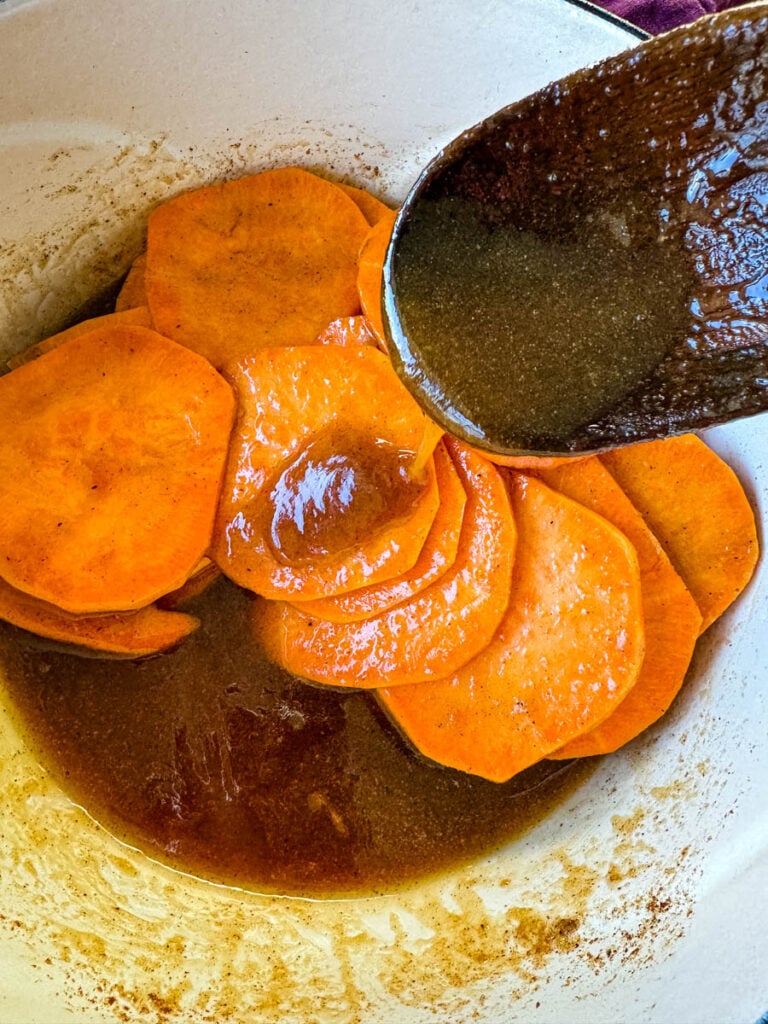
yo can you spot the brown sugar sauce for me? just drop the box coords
[268,430,428,563]
[0,576,592,897]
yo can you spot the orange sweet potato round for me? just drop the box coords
[357,209,397,346]
[145,167,369,367]
[7,306,152,371]
[255,439,516,688]
[212,345,441,601]
[378,473,645,781]
[0,575,198,657]
[314,315,379,348]
[294,439,466,623]
[336,183,394,226]
[115,252,148,312]
[540,456,701,758]
[0,325,235,613]
[602,434,759,633]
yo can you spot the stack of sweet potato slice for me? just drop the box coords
[0,324,234,655]
[0,166,758,782]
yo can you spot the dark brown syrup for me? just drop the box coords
[389,195,692,450]
[0,577,591,898]
[268,430,427,563]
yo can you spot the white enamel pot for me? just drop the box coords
[0,1,766,1022]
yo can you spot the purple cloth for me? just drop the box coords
[591,0,749,34]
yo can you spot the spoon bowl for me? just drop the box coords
[384,4,768,456]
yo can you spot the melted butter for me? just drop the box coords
[268,431,427,563]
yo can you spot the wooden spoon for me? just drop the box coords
[383,4,768,456]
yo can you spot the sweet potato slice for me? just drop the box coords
[6,306,152,370]
[471,450,588,471]
[336,183,394,226]
[378,474,645,781]
[539,457,702,757]
[256,439,516,688]
[146,167,369,367]
[0,575,198,657]
[212,345,442,601]
[314,315,379,348]
[357,208,397,345]
[602,434,758,632]
[295,440,467,623]
[0,325,235,613]
[157,558,221,610]
[115,251,148,311]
